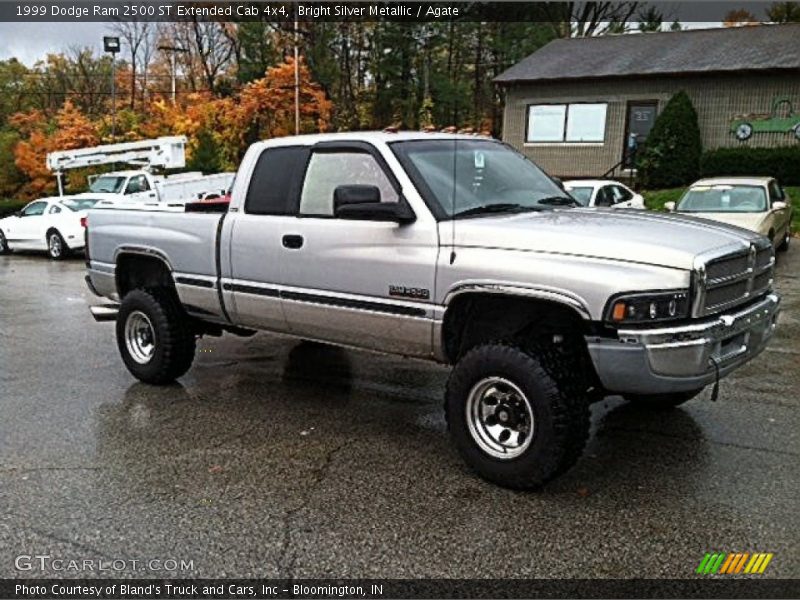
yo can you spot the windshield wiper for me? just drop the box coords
[536,195,580,207]
[453,203,524,218]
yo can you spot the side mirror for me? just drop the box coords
[15,210,23,217]
[664,201,676,212]
[772,201,787,210]
[333,185,415,224]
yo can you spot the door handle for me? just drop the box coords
[282,234,304,249]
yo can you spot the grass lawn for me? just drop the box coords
[642,186,800,235]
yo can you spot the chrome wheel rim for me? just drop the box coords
[48,234,62,257]
[125,311,156,364]
[466,376,534,460]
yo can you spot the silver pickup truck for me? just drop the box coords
[85,132,781,489]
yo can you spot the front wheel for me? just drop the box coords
[47,230,68,260]
[624,389,703,410]
[777,229,790,252]
[0,230,8,254]
[116,288,196,384]
[445,343,590,490]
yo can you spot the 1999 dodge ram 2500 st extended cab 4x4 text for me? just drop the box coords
[85,132,781,489]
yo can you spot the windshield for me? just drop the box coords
[565,186,593,206]
[89,176,126,194]
[677,185,767,213]
[390,139,573,218]
[61,198,99,211]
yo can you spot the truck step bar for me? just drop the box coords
[90,304,119,322]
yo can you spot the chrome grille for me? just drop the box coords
[698,243,774,316]
[706,253,748,281]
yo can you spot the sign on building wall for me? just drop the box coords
[730,97,800,142]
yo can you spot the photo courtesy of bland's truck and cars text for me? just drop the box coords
[0,1,798,599]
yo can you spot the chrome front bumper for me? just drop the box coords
[586,293,780,395]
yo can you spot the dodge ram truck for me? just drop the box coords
[85,132,781,489]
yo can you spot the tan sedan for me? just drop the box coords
[666,177,793,251]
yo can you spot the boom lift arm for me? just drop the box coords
[46,136,187,195]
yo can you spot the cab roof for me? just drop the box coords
[258,131,495,148]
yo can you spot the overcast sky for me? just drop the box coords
[0,20,724,66]
[0,22,109,64]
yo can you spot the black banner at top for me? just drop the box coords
[0,1,787,23]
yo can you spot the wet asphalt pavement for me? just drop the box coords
[0,247,798,580]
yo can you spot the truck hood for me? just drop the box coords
[449,208,764,270]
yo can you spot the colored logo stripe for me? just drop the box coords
[698,552,774,575]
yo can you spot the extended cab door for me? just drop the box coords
[278,142,438,358]
[224,145,309,333]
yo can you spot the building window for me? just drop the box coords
[526,103,607,143]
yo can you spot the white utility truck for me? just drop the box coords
[46,136,234,205]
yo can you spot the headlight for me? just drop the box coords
[605,290,691,324]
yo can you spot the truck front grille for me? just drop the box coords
[699,244,774,316]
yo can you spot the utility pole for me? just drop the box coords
[294,8,300,135]
[158,45,189,105]
[103,37,120,139]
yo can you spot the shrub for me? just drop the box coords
[0,198,27,218]
[700,146,800,186]
[637,91,702,189]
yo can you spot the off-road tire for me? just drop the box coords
[47,230,68,260]
[624,388,703,410]
[445,342,590,490]
[116,288,196,384]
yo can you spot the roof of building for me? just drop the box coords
[495,24,800,84]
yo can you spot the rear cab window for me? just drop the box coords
[244,146,308,215]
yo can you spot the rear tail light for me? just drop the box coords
[80,216,88,228]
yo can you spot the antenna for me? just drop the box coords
[449,136,457,265]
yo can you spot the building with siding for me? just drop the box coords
[495,24,800,178]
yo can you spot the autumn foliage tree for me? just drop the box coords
[11,101,98,197]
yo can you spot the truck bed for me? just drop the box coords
[87,206,225,317]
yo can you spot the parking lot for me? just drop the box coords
[1,248,798,580]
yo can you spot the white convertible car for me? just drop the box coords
[0,196,99,259]
[563,179,646,209]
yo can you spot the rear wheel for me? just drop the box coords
[446,342,590,490]
[0,230,8,254]
[47,230,68,260]
[116,288,196,384]
[624,389,703,410]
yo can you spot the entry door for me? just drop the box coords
[623,102,658,167]
[278,145,438,358]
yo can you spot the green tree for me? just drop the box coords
[638,7,664,31]
[767,2,800,21]
[0,129,24,197]
[187,129,222,174]
[637,91,702,188]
